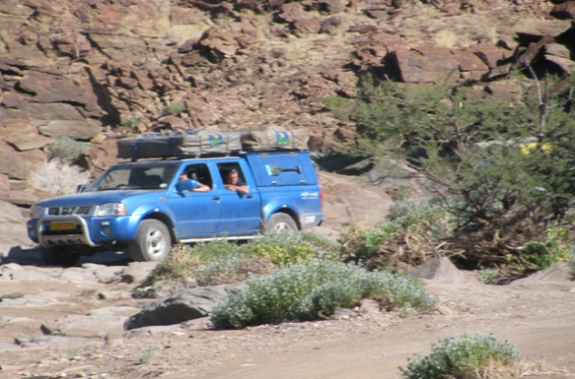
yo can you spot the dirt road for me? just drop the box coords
[1,253,575,379]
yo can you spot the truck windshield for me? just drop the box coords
[84,164,178,192]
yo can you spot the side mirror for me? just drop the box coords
[76,184,89,193]
[176,180,197,192]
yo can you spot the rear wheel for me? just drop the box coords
[266,213,298,233]
[41,246,80,267]
[129,220,172,262]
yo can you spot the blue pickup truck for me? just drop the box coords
[27,151,323,266]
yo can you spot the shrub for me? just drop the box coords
[31,160,92,196]
[137,240,272,289]
[247,231,337,266]
[339,197,451,271]
[48,136,90,163]
[121,117,142,130]
[195,256,276,286]
[400,334,519,379]
[138,244,202,288]
[210,260,437,329]
[161,101,186,116]
[325,74,575,277]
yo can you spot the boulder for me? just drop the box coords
[277,2,306,22]
[125,284,244,330]
[292,17,322,35]
[314,171,392,239]
[551,1,575,20]
[78,139,120,177]
[18,71,101,114]
[510,263,573,285]
[197,29,239,62]
[0,190,38,206]
[38,119,102,140]
[388,48,459,83]
[409,257,481,284]
[450,48,488,79]
[0,118,53,151]
[0,140,46,180]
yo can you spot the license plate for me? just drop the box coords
[49,221,77,231]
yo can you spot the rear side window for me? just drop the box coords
[247,152,318,186]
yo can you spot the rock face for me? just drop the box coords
[0,0,574,250]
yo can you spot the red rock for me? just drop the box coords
[390,47,459,83]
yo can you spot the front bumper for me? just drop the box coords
[28,215,136,248]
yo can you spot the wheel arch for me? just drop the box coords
[268,208,301,230]
[141,212,177,244]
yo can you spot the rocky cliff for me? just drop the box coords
[0,0,574,248]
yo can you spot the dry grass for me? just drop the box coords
[30,160,92,196]
[484,358,575,378]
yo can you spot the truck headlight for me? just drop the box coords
[96,203,127,216]
[30,205,45,219]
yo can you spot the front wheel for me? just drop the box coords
[41,246,80,267]
[266,213,298,233]
[129,220,172,262]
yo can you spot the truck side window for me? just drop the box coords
[183,164,213,189]
[217,163,246,185]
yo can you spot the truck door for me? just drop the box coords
[165,163,220,238]
[212,162,262,235]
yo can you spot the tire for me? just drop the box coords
[41,246,80,267]
[129,220,172,262]
[266,213,298,233]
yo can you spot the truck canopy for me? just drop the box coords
[246,151,319,187]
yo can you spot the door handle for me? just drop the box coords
[246,195,253,199]
[212,196,220,201]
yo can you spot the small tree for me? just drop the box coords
[324,71,575,277]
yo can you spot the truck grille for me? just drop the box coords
[47,206,92,216]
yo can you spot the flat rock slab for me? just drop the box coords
[88,306,142,316]
[41,314,128,338]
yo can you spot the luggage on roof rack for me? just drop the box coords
[117,130,242,159]
[240,125,309,151]
[116,127,310,159]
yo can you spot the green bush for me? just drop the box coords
[247,231,337,266]
[161,101,186,116]
[210,260,437,329]
[138,244,202,288]
[400,334,519,379]
[48,136,90,163]
[339,197,451,270]
[121,117,142,130]
[325,74,575,275]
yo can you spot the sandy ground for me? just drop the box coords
[1,251,575,379]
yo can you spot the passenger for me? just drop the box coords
[179,173,210,192]
[224,169,249,194]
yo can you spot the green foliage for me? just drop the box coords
[326,73,575,274]
[138,233,336,289]
[161,101,186,116]
[48,136,90,163]
[136,345,155,364]
[248,231,337,266]
[138,244,202,288]
[339,197,451,270]
[477,267,499,284]
[121,117,142,129]
[322,95,355,122]
[210,260,437,329]
[400,334,519,379]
